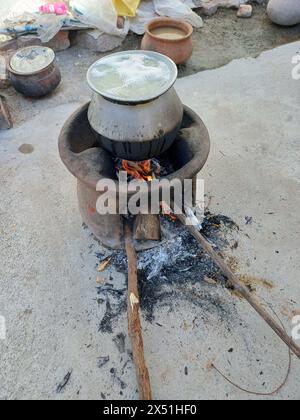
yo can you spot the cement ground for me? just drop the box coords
[0,11,300,401]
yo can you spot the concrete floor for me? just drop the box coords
[0,41,300,400]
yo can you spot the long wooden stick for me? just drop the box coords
[124,221,152,400]
[176,212,300,360]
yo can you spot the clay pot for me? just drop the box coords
[141,18,193,65]
[267,0,300,26]
[7,46,61,97]
[8,63,61,97]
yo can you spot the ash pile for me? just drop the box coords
[96,211,239,332]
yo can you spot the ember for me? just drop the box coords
[115,157,177,221]
[160,201,177,221]
[115,158,161,181]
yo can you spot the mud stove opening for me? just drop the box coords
[59,102,210,249]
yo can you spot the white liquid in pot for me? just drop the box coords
[88,53,174,102]
[151,26,187,40]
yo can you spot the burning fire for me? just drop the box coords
[121,160,153,181]
[115,158,177,221]
[115,159,161,182]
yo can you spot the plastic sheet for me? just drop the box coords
[69,0,129,37]
[0,0,47,21]
[36,13,66,42]
[1,0,203,42]
[129,0,156,35]
[0,0,68,42]
[153,0,203,28]
[129,0,203,35]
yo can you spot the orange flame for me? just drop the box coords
[121,160,154,181]
[118,159,177,221]
[160,201,177,221]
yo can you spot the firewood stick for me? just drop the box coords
[124,221,152,400]
[176,212,300,360]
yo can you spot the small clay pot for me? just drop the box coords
[7,46,61,98]
[141,18,193,65]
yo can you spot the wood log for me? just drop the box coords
[176,211,300,360]
[124,221,152,400]
[134,214,161,241]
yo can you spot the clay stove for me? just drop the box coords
[59,102,210,249]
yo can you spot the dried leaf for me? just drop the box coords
[96,276,106,285]
[97,257,111,272]
[204,276,217,285]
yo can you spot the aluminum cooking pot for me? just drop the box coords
[87,51,183,161]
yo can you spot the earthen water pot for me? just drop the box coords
[141,18,193,65]
[7,46,61,97]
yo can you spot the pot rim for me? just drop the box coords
[86,50,178,104]
[8,46,55,77]
[145,17,193,43]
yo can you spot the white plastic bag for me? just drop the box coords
[69,0,129,37]
[129,0,156,35]
[129,0,203,34]
[153,0,203,28]
[36,13,65,42]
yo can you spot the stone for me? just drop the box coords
[0,38,18,53]
[17,31,70,52]
[46,31,70,52]
[0,31,70,54]
[76,30,124,53]
[200,0,241,17]
[237,4,253,18]
[0,55,10,89]
[201,3,219,16]
[267,0,300,26]
[16,35,42,49]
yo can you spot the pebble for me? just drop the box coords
[237,4,253,18]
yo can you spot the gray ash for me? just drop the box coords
[96,211,239,331]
